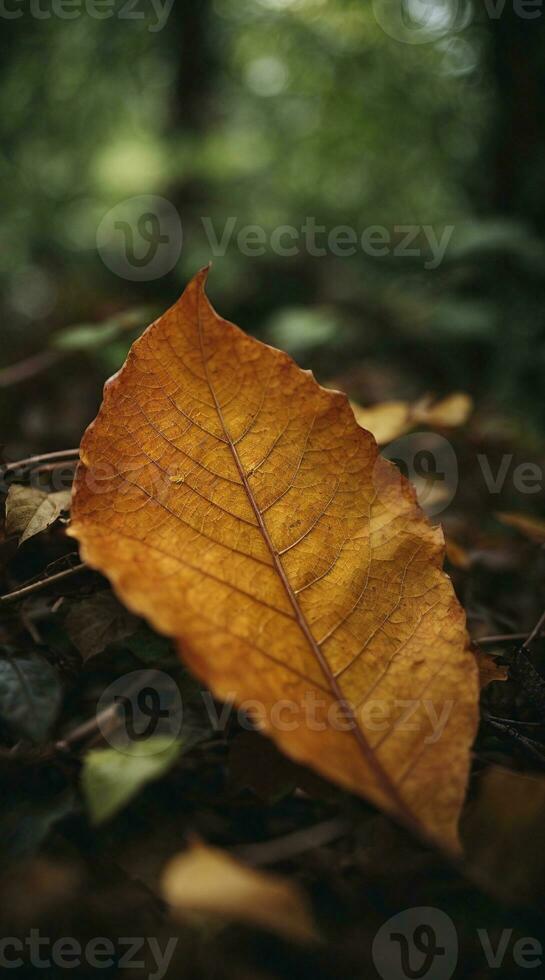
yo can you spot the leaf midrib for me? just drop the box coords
[195,294,417,832]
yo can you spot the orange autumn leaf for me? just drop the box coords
[69,269,479,852]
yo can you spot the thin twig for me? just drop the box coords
[0,562,88,604]
[2,448,80,474]
[27,459,78,476]
[523,608,545,650]
[0,350,63,388]
[231,817,351,866]
[55,704,120,752]
[55,668,162,753]
[477,631,543,645]
[484,716,545,765]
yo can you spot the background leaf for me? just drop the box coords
[0,648,62,743]
[5,485,71,545]
[64,591,140,661]
[161,842,316,943]
[81,737,183,825]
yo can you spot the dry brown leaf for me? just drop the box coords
[161,842,316,942]
[64,592,140,661]
[474,649,508,688]
[6,485,71,545]
[351,393,472,446]
[496,511,545,544]
[69,269,479,851]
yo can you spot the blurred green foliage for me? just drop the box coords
[1,0,545,449]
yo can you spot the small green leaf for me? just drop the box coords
[81,737,183,824]
[5,485,71,545]
[51,308,155,352]
[51,321,120,351]
[0,649,62,743]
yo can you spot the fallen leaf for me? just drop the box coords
[161,842,316,942]
[81,737,182,824]
[69,269,479,852]
[351,393,472,446]
[413,393,473,428]
[5,486,71,545]
[350,400,411,444]
[64,591,139,661]
[462,767,545,904]
[0,647,62,743]
[495,511,545,544]
[474,649,508,688]
[0,790,75,869]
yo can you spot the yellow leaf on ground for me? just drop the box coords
[496,511,545,544]
[413,393,473,428]
[351,393,472,446]
[350,400,411,445]
[161,842,316,943]
[69,269,479,852]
